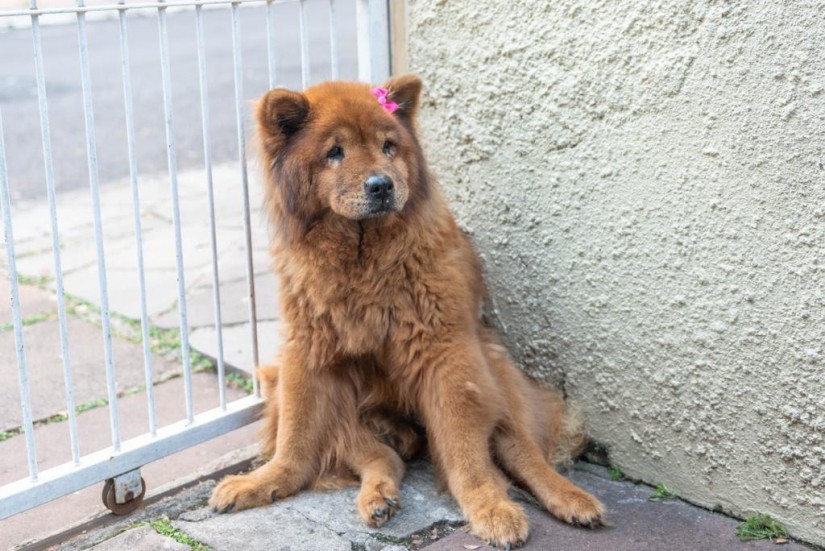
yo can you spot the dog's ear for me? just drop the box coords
[384,74,422,121]
[257,89,310,153]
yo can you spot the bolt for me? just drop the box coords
[125,490,134,501]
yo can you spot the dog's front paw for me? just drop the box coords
[548,488,605,528]
[469,499,529,548]
[357,476,400,528]
[209,474,279,513]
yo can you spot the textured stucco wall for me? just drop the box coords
[406,0,825,545]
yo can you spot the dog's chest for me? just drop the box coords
[323,266,409,355]
[279,250,409,356]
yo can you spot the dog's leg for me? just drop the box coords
[415,339,529,548]
[209,344,332,513]
[480,333,605,527]
[494,429,604,526]
[345,433,405,528]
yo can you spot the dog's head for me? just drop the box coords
[257,75,426,243]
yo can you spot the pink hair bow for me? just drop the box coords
[371,87,398,114]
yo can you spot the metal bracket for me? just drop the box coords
[113,469,143,504]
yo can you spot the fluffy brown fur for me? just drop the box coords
[209,75,605,547]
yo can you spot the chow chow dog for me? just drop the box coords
[209,75,604,547]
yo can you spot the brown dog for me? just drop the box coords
[209,75,605,547]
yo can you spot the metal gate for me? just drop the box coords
[0,0,393,521]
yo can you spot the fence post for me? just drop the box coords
[388,0,407,76]
[356,0,390,84]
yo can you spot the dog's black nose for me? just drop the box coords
[365,174,394,199]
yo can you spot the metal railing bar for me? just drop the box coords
[298,0,309,88]
[195,3,227,410]
[29,0,81,465]
[75,0,122,452]
[157,0,195,423]
[230,2,260,396]
[329,0,338,79]
[0,108,39,481]
[117,0,157,435]
[0,396,263,520]
[0,0,299,18]
[265,0,276,89]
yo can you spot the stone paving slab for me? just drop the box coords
[0,316,180,431]
[174,461,464,551]
[62,266,200,323]
[88,525,188,551]
[154,270,280,330]
[189,320,282,375]
[425,464,813,551]
[177,506,353,551]
[0,277,56,326]
[0,372,249,485]
[0,164,271,323]
[0,373,260,550]
[25,456,817,551]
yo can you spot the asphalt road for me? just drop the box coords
[0,0,358,202]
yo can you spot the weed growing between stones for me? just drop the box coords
[648,483,676,501]
[144,517,213,550]
[735,513,789,542]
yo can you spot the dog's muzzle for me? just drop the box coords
[364,173,396,214]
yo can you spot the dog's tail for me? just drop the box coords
[543,390,589,467]
[481,329,589,466]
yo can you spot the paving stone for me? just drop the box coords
[290,462,464,540]
[0,317,179,431]
[62,266,198,320]
[11,214,168,280]
[0,277,56,326]
[89,525,188,551]
[176,507,352,551]
[174,461,463,551]
[102,223,238,274]
[153,270,280,330]
[13,239,105,279]
[0,372,250,485]
[0,374,260,550]
[189,320,282,374]
[54,478,241,551]
[425,464,812,551]
[207,239,274,286]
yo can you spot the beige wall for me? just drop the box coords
[405,0,825,545]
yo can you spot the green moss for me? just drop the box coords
[0,431,14,442]
[0,311,58,332]
[736,513,789,541]
[17,274,51,288]
[609,466,623,481]
[146,518,213,550]
[76,397,109,414]
[191,350,215,373]
[226,372,254,395]
[649,483,676,501]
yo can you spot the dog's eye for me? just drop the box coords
[326,145,344,162]
[382,140,395,157]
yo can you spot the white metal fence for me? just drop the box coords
[0,0,391,521]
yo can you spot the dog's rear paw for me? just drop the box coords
[209,474,279,514]
[357,477,401,528]
[470,499,529,548]
[548,488,605,528]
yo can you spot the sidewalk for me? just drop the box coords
[0,162,276,549]
[55,461,813,551]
